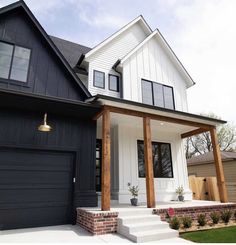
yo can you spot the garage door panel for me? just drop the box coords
[0,170,72,184]
[0,148,74,230]
[0,188,72,204]
[0,206,71,230]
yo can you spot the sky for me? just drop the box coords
[1,0,236,124]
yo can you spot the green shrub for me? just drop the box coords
[197,214,206,226]
[170,216,180,230]
[182,216,192,228]
[210,212,220,224]
[221,210,232,224]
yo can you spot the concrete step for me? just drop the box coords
[118,220,169,234]
[129,228,179,243]
[118,208,153,217]
[118,215,161,225]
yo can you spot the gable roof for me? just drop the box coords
[85,15,152,60]
[0,0,91,98]
[117,29,195,88]
[187,151,236,166]
[50,36,91,68]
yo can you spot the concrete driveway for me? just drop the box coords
[0,225,192,243]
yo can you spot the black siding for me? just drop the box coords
[0,108,97,211]
[0,8,85,100]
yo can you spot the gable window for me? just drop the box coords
[141,79,175,109]
[93,70,105,88]
[109,74,119,92]
[137,140,173,178]
[0,41,31,83]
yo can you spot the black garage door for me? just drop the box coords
[0,148,74,230]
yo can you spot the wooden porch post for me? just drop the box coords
[210,127,228,203]
[101,109,111,211]
[143,117,155,208]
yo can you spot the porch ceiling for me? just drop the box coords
[97,113,197,135]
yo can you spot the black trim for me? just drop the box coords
[93,70,105,89]
[137,140,174,178]
[141,79,175,110]
[0,40,31,84]
[108,74,119,92]
[89,94,227,124]
[0,1,91,98]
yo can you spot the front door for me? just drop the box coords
[96,139,102,192]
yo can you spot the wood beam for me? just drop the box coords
[181,128,209,139]
[210,127,228,203]
[93,109,104,120]
[101,109,111,211]
[104,105,213,129]
[143,117,155,208]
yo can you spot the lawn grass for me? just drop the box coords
[180,226,236,243]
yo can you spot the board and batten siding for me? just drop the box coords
[122,37,189,112]
[116,124,192,203]
[188,161,236,203]
[86,22,149,97]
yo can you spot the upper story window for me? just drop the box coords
[0,41,31,83]
[137,140,173,178]
[109,74,119,92]
[93,70,105,88]
[141,79,175,110]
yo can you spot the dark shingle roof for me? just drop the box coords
[187,151,236,166]
[50,36,91,68]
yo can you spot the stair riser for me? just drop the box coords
[121,223,170,233]
[136,231,178,243]
[118,216,160,225]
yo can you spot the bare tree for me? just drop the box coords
[185,113,236,159]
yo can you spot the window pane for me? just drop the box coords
[109,75,119,92]
[94,70,105,88]
[10,46,30,82]
[137,141,145,177]
[142,80,153,105]
[0,42,13,79]
[160,143,173,177]
[153,83,164,107]
[163,86,174,109]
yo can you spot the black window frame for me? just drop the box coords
[93,70,105,89]
[0,40,31,84]
[108,74,119,92]
[141,79,175,110]
[137,140,174,178]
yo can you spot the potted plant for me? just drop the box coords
[128,183,139,206]
[176,185,184,201]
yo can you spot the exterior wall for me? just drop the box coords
[188,161,236,203]
[117,124,192,203]
[86,22,148,97]
[122,37,188,111]
[0,9,85,101]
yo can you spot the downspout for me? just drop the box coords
[112,59,123,99]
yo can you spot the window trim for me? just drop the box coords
[0,40,31,84]
[93,70,105,89]
[137,139,174,179]
[141,79,175,110]
[108,74,119,92]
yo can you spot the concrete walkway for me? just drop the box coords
[0,225,193,243]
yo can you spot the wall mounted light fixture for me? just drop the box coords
[38,113,52,132]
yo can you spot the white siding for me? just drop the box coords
[122,37,189,112]
[86,22,148,97]
[117,124,192,203]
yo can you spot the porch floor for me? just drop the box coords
[82,200,234,213]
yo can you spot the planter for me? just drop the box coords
[130,198,138,206]
[178,195,184,202]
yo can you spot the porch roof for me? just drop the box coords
[88,94,226,129]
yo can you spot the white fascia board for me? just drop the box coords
[118,28,195,88]
[84,15,152,60]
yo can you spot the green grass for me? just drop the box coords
[180,226,236,243]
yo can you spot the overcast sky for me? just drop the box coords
[1,0,236,124]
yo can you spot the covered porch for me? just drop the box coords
[90,95,228,211]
